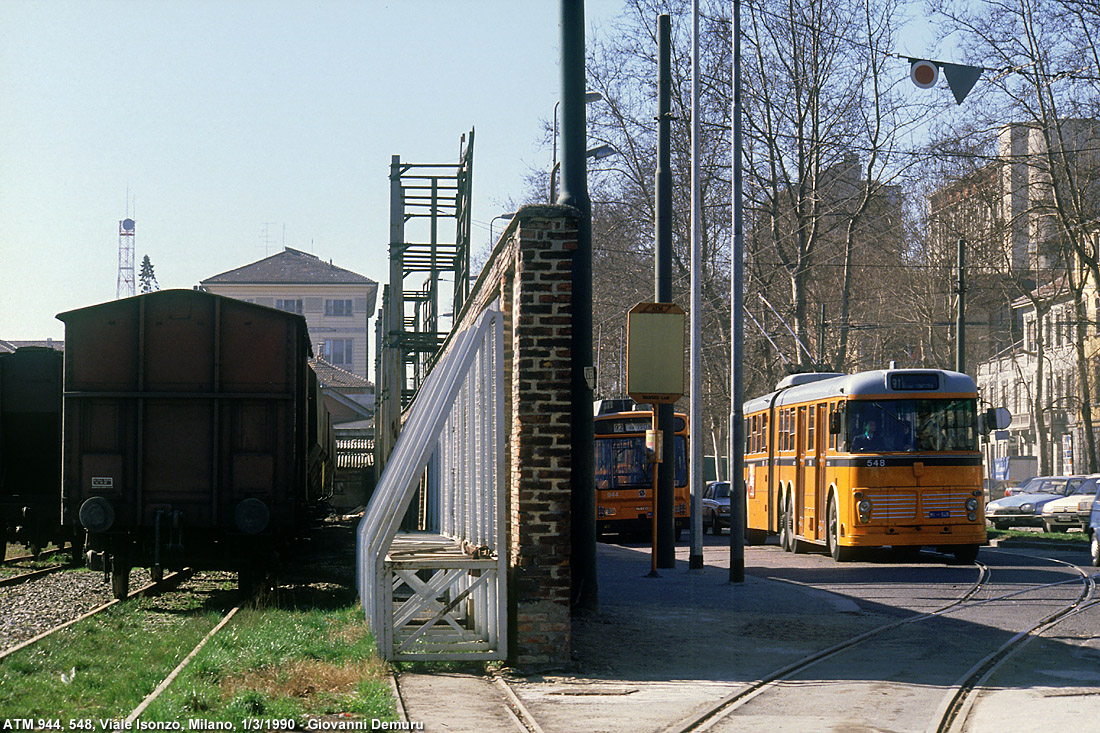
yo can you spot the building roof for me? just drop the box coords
[201,247,376,287]
[0,339,64,354]
[309,357,373,390]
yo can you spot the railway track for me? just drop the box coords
[0,569,192,661]
[0,563,66,588]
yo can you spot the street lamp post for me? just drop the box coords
[551,92,604,203]
[489,212,515,244]
[550,145,617,202]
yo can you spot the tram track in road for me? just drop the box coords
[932,549,1098,733]
[660,550,1095,733]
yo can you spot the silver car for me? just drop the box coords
[702,481,731,534]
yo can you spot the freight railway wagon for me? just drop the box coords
[0,346,71,560]
[58,289,334,597]
[743,369,989,563]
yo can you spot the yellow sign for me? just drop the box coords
[627,302,685,404]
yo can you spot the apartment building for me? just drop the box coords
[200,247,378,380]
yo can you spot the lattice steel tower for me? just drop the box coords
[117,217,136,299]
[375,130,474,473]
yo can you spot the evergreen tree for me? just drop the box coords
[139,255,159,294]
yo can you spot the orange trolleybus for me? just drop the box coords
[743,369,986,563]
[594,403,690,540]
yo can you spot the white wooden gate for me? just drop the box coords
[356,306,506,661]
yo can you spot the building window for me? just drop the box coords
[276,298,303,314]
[325,299,354,317]
[322,339,354,366]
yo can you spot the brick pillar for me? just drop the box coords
[508,205,578,668]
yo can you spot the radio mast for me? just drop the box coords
[117,216,136,299]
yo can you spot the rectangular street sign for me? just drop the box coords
[627,302,685,404]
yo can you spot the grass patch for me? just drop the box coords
[987,527,1090,543]
[142,604,395,725]
[0,593,230,717]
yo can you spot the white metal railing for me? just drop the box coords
[356,306,506,660]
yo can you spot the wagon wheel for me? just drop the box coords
[111,564,130,599]
[69,533,84,566]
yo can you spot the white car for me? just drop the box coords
[1040,475,1100,533]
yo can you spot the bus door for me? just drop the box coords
[814,403,827,540]
[796,406,807,537]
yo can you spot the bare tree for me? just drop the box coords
[932,0,1100,470]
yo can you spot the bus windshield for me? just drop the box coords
[846,398,978,452]
[595,435,688,488]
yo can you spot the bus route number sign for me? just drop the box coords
[627,302,685,405]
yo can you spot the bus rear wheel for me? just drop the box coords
[780,497,794,552]
[827,499,851,563]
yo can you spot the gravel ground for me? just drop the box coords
[0,567,147,652]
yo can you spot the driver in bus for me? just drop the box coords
[892,420,914,451]
[851,419,885,451]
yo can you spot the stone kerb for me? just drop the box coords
[443,204,580,669]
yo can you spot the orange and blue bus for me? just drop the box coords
[594,404,690,540]
[743,369,986,563]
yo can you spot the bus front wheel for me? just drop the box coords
[951,544,980,564]
[828,498,852,563]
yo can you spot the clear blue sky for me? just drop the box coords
[0,0,625,340]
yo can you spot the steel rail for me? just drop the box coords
[660,561,992,733]
[931,550,1096,733]
[0,564,65,588]
[0,569,192,662]
[125,605,242,724]
[390,671,544,733]
[665,551,1091,733]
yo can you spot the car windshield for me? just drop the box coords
[712,483,730,499]
[1023,477,1073,495]
[846,398,978,452]
[1067,477,1096,496]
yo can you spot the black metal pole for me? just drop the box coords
[561,0,598,610]
[655,13,676,569]
[729,0,745,584]
[956,237,966,374]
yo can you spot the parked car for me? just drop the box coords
[985,475,1089,530]
[1004,475,1079,498]
[1039,475,1100,533]
[702,480,731,534]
